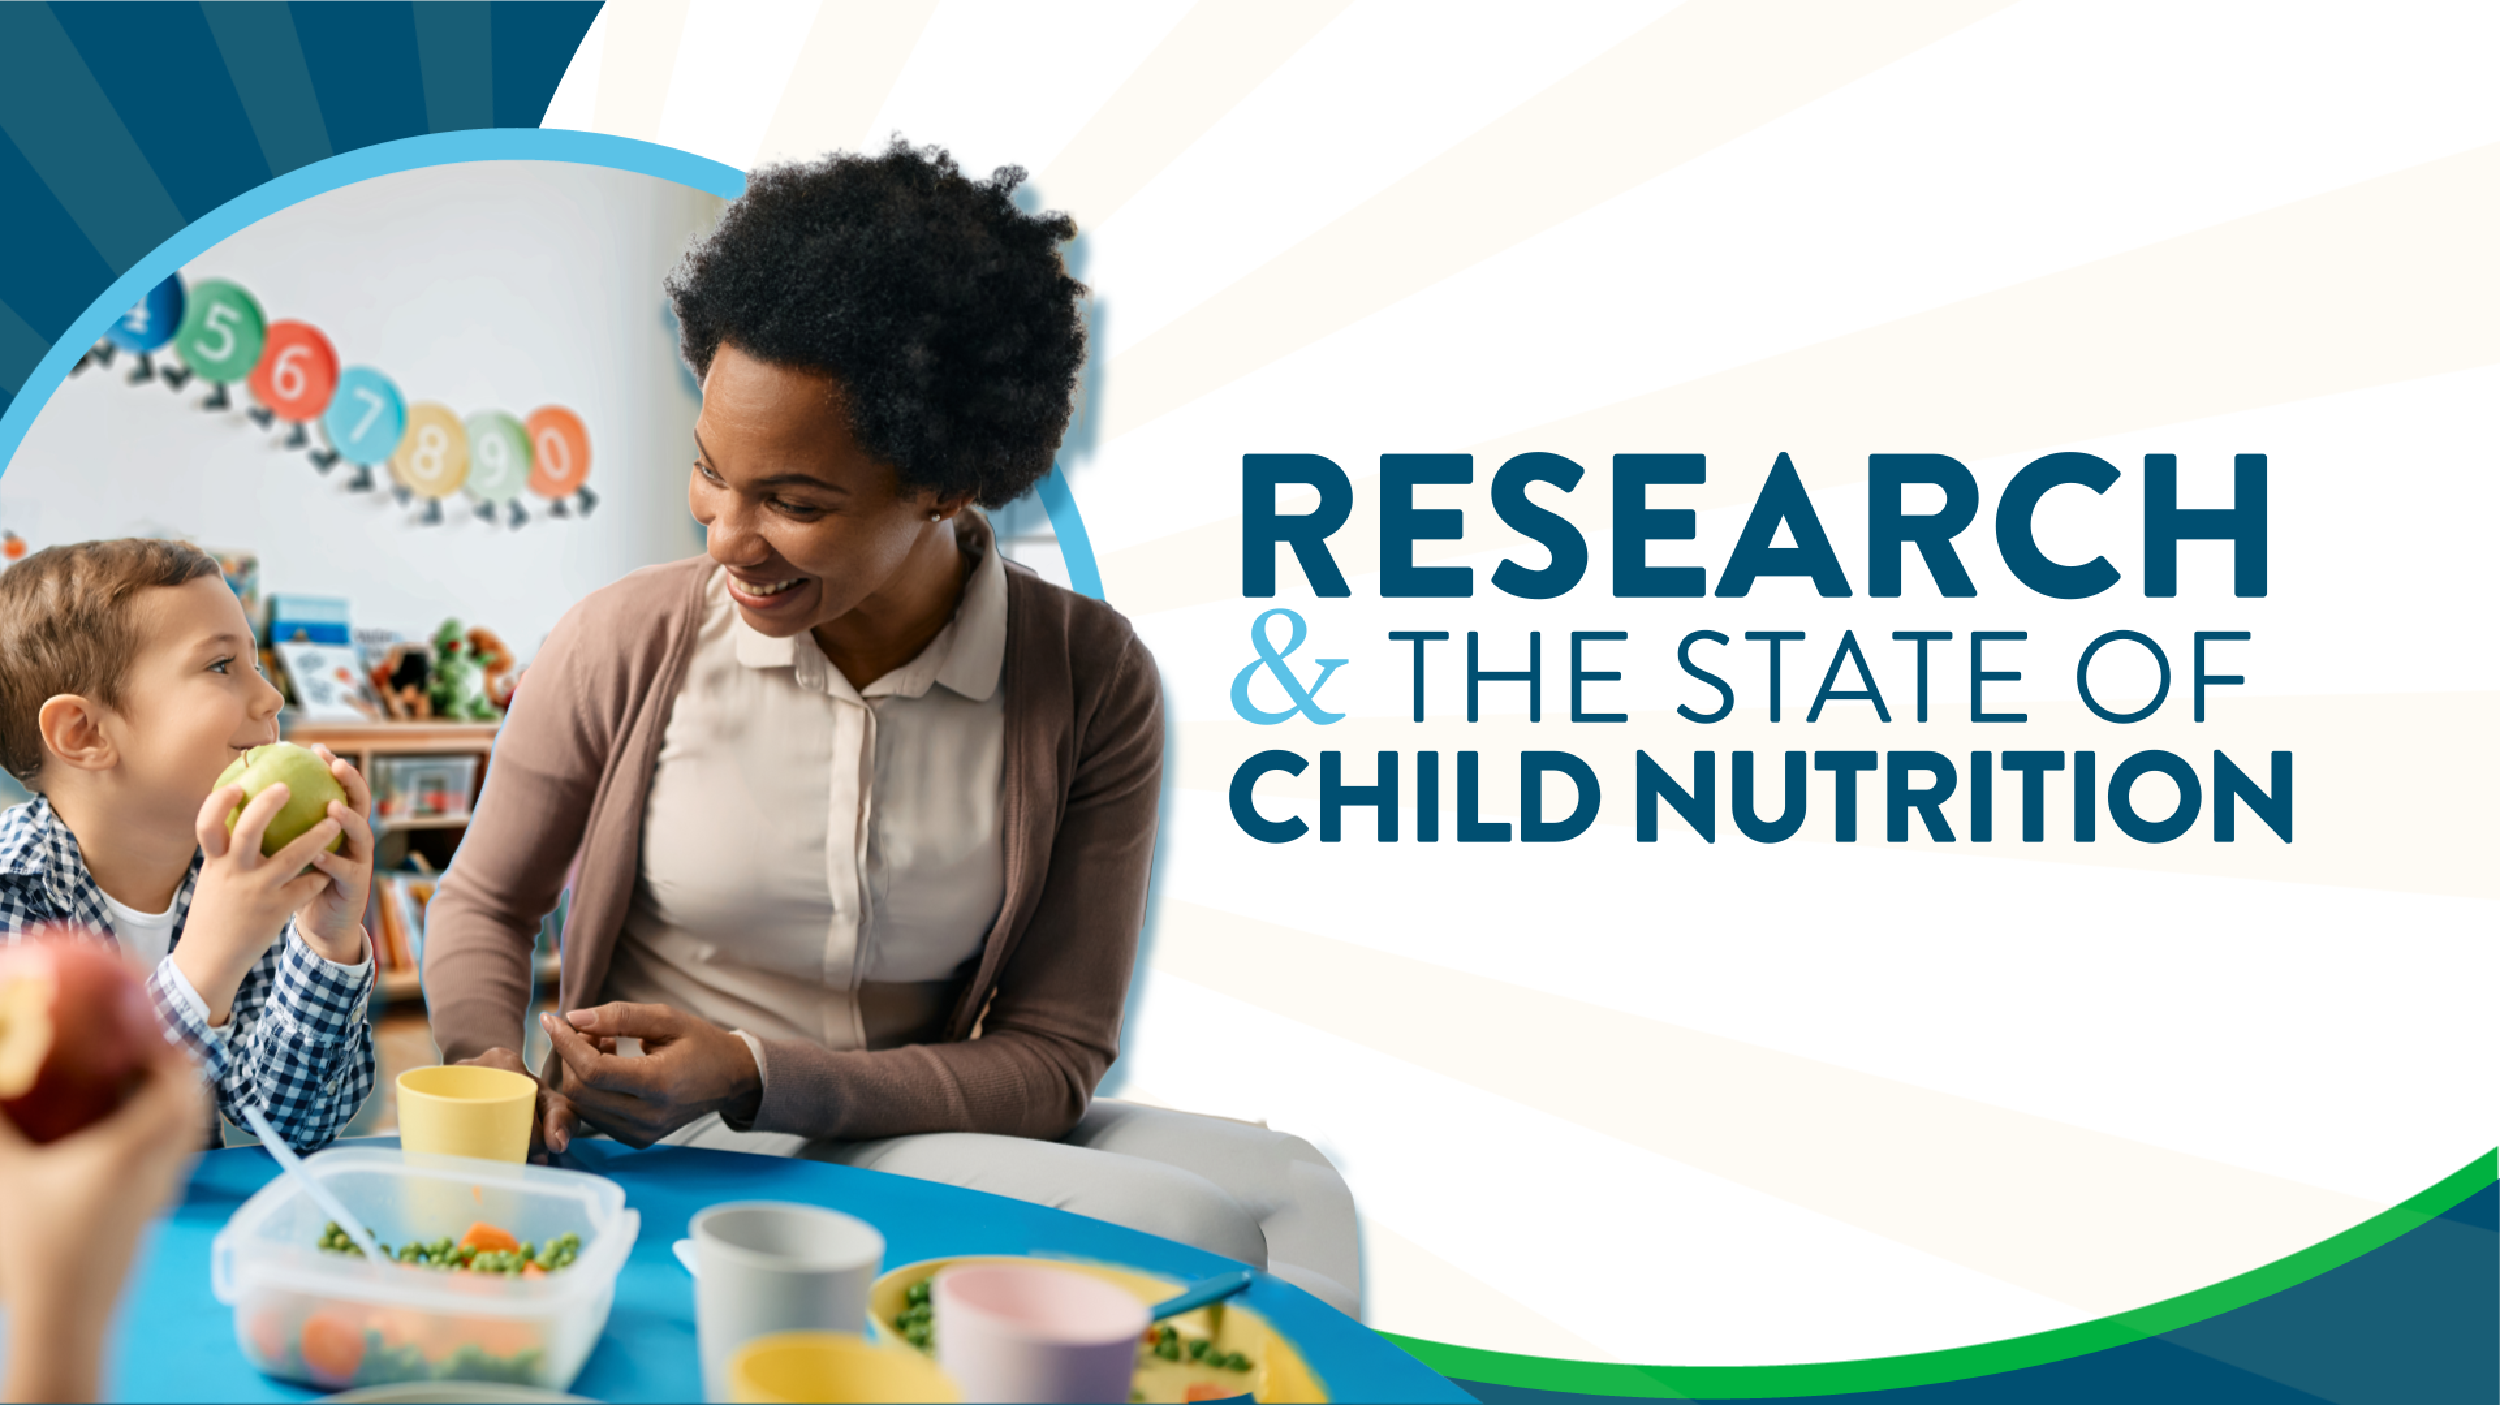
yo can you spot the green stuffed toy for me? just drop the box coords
[428,618,500,722]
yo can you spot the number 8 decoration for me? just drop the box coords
[168,279,266,411]
[316,366,406,493]
[246,321,339,449]
[390,403,469,523]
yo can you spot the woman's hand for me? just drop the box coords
[454,1047,586,1159]
[0,1038,207,1404]
[537,1003,762,1149]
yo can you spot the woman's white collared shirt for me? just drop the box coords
[605,536,1008,1054]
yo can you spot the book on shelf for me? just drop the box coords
[363,870,563,982]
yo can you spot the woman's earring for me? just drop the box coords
[928,510,942,521]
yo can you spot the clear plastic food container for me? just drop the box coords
[210,1148,641,1392]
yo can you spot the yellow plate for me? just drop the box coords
[870,1256,1329,1404]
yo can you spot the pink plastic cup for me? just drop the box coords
[932,1263,1150,1404]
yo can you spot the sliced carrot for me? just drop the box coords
[300,1310,367,1388]
[521,1262,546,1278]
[244,1309,289,1366]
[1184,1385,1245,1403]
[457,1221,520,1253]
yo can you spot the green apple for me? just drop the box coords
[218,742,348,857]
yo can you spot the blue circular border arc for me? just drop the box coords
[0,127,1105,603]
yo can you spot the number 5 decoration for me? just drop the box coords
[168,279,267,411]
[245,321,339,449]
[316,366,407,493]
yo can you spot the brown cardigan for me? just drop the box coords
[422,536,1164,1143]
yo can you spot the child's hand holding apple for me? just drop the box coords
[179,742,373,1023]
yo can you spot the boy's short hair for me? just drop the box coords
[0,539,225,787]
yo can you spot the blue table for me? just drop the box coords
[113,1137,1470,1403]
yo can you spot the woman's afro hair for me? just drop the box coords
[665,138,1087,509]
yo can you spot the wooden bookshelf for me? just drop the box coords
[379,954,559,1002]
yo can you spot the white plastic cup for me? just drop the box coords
[692,1203,885,1404]
[933,1263,1150,1404]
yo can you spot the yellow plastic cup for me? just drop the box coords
[395,1065,535,1163]
[728,1331,961,1403]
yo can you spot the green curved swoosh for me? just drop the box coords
[1385,1149,2496,1399]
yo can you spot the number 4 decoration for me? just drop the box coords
[73,273,185,384]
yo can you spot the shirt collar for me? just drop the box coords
[0,794,193,933]
[729,510,1008,703]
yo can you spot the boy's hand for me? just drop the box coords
[0,1038,207,1404]
[178,778,343,1023]
[287,744,375,966]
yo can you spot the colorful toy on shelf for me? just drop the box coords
[426,620,500,723]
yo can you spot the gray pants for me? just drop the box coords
[661,1101,1364,1319]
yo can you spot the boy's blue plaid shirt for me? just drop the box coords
[0,796,376,1151]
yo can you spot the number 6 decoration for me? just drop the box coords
[74,273,185,384]
[245,321,339,449]
[390,403,469,523]
[524,405,595,518]
[168,278,266,411]
[316,366,406,492]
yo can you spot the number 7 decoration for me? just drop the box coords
[246,321,339,449]
[316,366,407,493]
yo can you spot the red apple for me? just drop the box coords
[0,927,163,1143]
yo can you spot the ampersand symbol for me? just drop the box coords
[1231,608,1347,725]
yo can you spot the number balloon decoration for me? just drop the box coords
[462,411,532,527]
[76,265,598,535]
[317,367,407,491]
[170,279,266,410]
[79,274,186,384]
[525,405,596,517]
[245,321,339,447]
[390,403,469,522]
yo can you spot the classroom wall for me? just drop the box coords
[0,161,724,662]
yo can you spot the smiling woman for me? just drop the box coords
[419,140,1363,1316]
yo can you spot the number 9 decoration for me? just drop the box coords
[390,403,469,523]
[462,411,533,528]
[170,279,266,411]
[524,405,596,517]
[317,367,406,492]
[246,321,339,448]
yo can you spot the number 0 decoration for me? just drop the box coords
[78,272,596,528]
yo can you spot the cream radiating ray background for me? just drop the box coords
[540,0,2499,1363]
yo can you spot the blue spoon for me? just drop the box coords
[1149,1268,1258,1321]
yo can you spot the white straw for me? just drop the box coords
[238,1103,386,1264]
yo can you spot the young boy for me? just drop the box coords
[0,539,377,1152]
